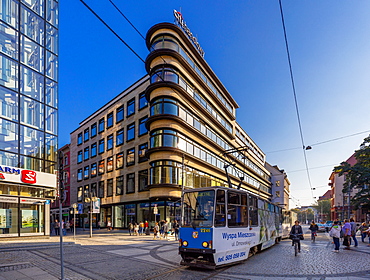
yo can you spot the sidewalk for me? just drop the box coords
[0,228,176,280]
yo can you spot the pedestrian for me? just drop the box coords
[289,220,303,253]
[107,220,112,231]
[329,221,341,252]
[128,222,133,236]
[65,220,71,233]
[70,220,74,233]
[359,222,368,243]
[144,220,149,235]
[342,219,351,250]
[309,221,318,241]
[173,220,180,240]
[163,221,169,239]
[97,220,101,229]
[153,222,159,239]
[134,223,139,236]
[54,219,60,236]
[349,218,358,247]
[139,221,144,235]
[159,220,165,238]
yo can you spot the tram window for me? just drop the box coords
[249,196,258,226]
[215,190,226,227]
[227,191,248,227]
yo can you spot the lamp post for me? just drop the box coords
[85,192,98,238]
[72,203,77,239]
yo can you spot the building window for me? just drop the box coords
[107,112,113,128]
[84,128,89,142]
[91,123,97,138]
[91,183,97,197]
[91,163,97,177]
[84,147,89,161]
[127,148,135,166]
[275,191,281,198]
[77,133,82,145]
[127,173,135,193]
[116,129,124,146]
[98,160,105,175]
[77,186,83,202]
[139,116,148,136]
[138,169,148,191]
[98,118,104,133]
[107,178,113,197]
[138,143,148,162]
[77,150,82,163]
[139,92,148,110]
[107,156,113,172]
[127,98,135,117]
[107,134,113,150]
[98,139,105,154]
[116,176,123,195]
[116,152,124,169]
[77,169,83,181]
[276,180,280,187]
[91,143,97,157]
[64,156,69,166]
[84,166,89,179]
[116,105,124,123]
[127,123,135,141]
[98,181,104,198]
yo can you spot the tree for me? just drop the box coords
[312,199,331,221]
[333,136,370,210]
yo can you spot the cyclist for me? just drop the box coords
[309,221,319,241]
[290,220,303,253]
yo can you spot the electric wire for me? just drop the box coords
[265,129,370,154]
[278,0,314,199]
[288,163,338,174]
[79,0,145,63]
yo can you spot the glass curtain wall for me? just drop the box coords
[0,0,58,172]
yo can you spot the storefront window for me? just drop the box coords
[114,205,124,228]
[20,201,44,236]
[0,200,18,237]
[137,203,150,228]
[0,184,18,195]
[125,204,136,225]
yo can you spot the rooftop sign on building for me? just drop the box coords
[174,10,205,57]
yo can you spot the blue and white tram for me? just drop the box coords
[179,186,283,269]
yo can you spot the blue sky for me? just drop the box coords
[59,1,370,207]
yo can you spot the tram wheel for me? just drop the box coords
[248,246,257,258]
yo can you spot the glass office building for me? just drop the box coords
[0,0,58,238]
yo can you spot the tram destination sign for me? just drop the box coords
[173,10,205,57]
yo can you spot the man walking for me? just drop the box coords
[350,218,358,247]
[342,219,352,250]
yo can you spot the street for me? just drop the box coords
[0,227,369,280]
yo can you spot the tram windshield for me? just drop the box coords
[183,190,215,228]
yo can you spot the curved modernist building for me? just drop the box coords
[145,23,271,203]
[68,21,271,229]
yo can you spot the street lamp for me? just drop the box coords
[72,203,77,239]
[85,192,98,238]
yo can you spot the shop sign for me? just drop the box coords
[0,197,18,203]
[78,203,84,214]
[0,165,56,188]
[92,198,100,214]
[173,10,205,57]
[20,198,44,204]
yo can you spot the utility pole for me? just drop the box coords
[180,154,185,226]
[58,151,65,280]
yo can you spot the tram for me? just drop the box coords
[179,186,283,269]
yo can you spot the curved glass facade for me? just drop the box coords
[151,35,233,114]
[150,98,269,180]
[150,66,233,134]
[150,129,269,192]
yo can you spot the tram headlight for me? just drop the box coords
[202,241,209,248]
[182,240,188,247]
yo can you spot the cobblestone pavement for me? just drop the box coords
[0,228,369,279]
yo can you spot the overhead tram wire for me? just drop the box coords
[278,0,314,199]
[265,129,370,154]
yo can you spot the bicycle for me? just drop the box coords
[311,231,317,242]
[290,233,303,256]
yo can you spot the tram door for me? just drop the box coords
[215,190,226,227]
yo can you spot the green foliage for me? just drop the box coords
[333,136,370,210]
[312,199,331,219]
